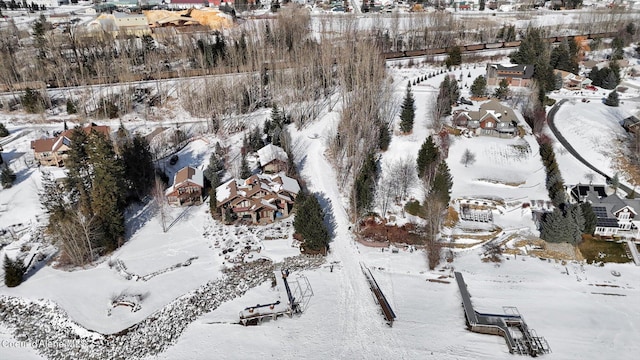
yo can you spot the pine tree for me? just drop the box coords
[65,127,93,216]
[399,83,415,133]
[240,155,251,179]
[121,134,154,200]
[87,132,126,251]
[21,87,45,113]
[435,77,453,120]
[1,164,16,188]
[204,152,223,184]
[445,46,462,68]
[3,255,25,287]
[66,99,77,114]
[494,78,510,99]
[416,136,440,180]
[431,161,453,205]
[580,202,597,235]
[353,153,377,216]
[605,90,619,107]
[378,123,391,151]
[470,75,486,98]
[294,191,330,252]
[0,123,9,137]
[569,204,585,244]
[541,209,573,243]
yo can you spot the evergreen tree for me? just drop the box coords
[435,76,453,119]
[611,36,624,61]
[121,134,154,200]
[470,75,486,97]
[445,46,462,68]
[580,202,597,235]
[378,123,391,151]
[416,136,440,179]
[0,123,9,137]
[353,153,377,216]
[510,27,555,93]
[430,161,453,205]
[21,87,45,113]
[240,155,251,178]
[1,164,16,188]
[204,152,224,183]
[65,127,93,215]
[569,204,585,243]
[399,83,415,133]
[87,132,126,251]
[541,209,574,243]
[294,191,330,252]
[554,72,564,90]
[605,90,619,107]
[479,0,485,10]
[3,255,25,287]
[494,78,510,99]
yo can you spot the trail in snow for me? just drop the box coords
[294,119,406,358]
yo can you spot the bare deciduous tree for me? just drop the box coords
[460,148,476,167]
[153,177,169,233]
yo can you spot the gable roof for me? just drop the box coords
[257,144,288,166]
[489,64,535,79]
[31,124,111,153]
[216,172,300,208]
[173,166,204,188]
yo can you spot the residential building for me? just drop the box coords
[554,69,593,90]
[486,63,534,88]
[257,144,289,174]
[569,184,640,241]
[165,166,204,206]
[452,98,518,137]
[30,124,111,167]
[216,172,300,224]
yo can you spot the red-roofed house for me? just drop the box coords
[30,124,111,167]
[166,166,205,206]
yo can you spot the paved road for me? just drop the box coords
[546,99,633,195]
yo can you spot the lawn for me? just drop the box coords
[578,236,632,264]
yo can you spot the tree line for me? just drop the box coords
[40,126,155,266]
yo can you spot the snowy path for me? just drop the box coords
[295,121,406,358]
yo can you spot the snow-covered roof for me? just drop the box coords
[257,144,288,167]
[166,166,204,195]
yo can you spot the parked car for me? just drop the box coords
[169,155,179,165]
[459,97,473,106]
[585,85,597,91]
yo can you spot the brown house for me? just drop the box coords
[453,98,518,137]
[257,144,289,173]
[486,63,534,88]
[216,172,300,224]
[31,124,111,167]
[166,166,204,206]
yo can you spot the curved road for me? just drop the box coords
[546,99,632,195]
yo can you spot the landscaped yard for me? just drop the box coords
[578,236,632,264]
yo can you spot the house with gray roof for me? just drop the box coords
[569,184,640,241]
[452,98,518,137]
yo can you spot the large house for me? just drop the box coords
[452,98,518,137]
[569,184,640,241]
[257,144,289,173]
[486,63,534,88]
[554,69,593,90]
[216,172,300,224]
[165,166,205,206]
[31,124,111,167]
